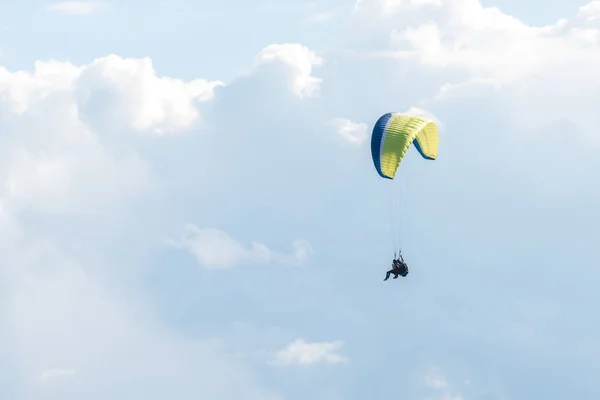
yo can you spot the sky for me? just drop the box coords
[0,0,600,399]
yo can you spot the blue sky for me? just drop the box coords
[1,0,599,399]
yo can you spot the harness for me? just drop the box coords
[393,258,408,276]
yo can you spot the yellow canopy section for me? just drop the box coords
[371,113,439,179]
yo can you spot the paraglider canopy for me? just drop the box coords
[370,112,439,180]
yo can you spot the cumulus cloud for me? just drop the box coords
[75,54,223,135]
[47,1,106,15]
[386,5,548,82]
[0,46,313,396]
[423,367,449,389]
[272,339,348,366]
[2,0,600,397]
[254,44,323,98]
[419,366,467,400]
[578,1,600,21]
[0,63,147,217]
[351,0,600,141]
[0,54,221,133]
[354,0,441,17]
[330,118,369,145]
[4,241,279,399]
[0,54,228,220]
[382,1,559,78]
[169,225,314,269]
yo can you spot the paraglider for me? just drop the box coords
[370,112,439,280]
[383,252,408,281]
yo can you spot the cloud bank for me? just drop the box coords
[1,1,600,399]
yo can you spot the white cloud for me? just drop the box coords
[420,366,467,400]
[0,67,147,217]
[352,0,600,142]
[0,60,80,115]
[255,44,323,98]
[47,1,106,15]
[331,118,369,145]
[0,54,227,220]
[404,106,444,130]
[578,1,600,21]
[386,7,546,82]
[0,55,248,396]
[4,241,279,399]
[291,239,314,263]
[354,0,441,17]
[170,225,313,269]
[76,54,223,134]
[1,0,599,396]
[0,55,222,133]
[272,339,348,366]
[423,367,449,389]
